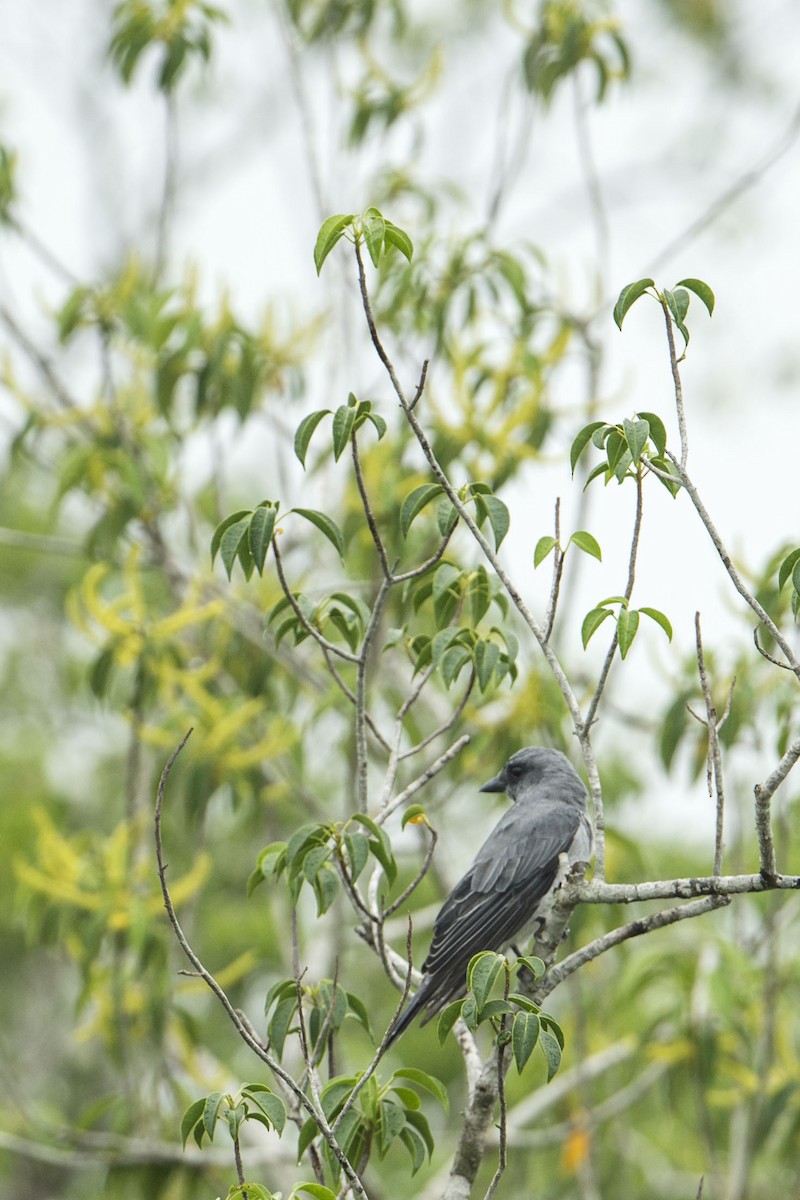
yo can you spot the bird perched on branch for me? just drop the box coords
[386,746,592,1046]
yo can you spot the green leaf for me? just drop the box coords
[391,1068,449,1111]
[293,1184,338,1200]
[400,483,445,537]
[617,607,640,658]
[468,951,505,1012]
[639,606,673,642]
[636,410,667,456]
[570,421,607,474]
[291,508,345,557]
[514,954,545,981]
[362,206,386,267]
[478,494,510,550]
[384,220,414,261]
[343,831,370,882]
[241,1085,286,1134]
[378,1097,406,1155]
[792,559,800,598]
[312,865,340,914]
[399,1126,426,1175]
[568,531,601,562]
[294,410,331,467]
[623,417,650,465]
[778,548,800,591]
[613,278,654,330]
[676,277,715,316]
[332,398,357,461]
[665,287,690,325]
[296,1117,319,1161]
[202,1092,225,1140]
[581,607,612,649]
[539,1028,562,1081]
[180,1098,206,1148]
[220,516,252,580]
[349,812,397,885]
[512,1011,541,1072]
[269,996,297,1059]
[249,504,277,574]
[474,639,501,691]
[404,1107,435,1159]
[534,535,559,568]
[314,214,354,275]
[211,509,251,567]
[437,999,464,1044]
[345,991,373,1038]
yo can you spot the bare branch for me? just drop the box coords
[542,498,564,644]
[536,895,729,1003]
[576,873,800,904]
[321,646,392,753]
[662,300,689,469]
[384,824,438,917]
[694,613,727,876]
[753,737,800,879]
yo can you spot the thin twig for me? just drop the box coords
[694,613,727,876]
[272,538,360,664]
[753,626,792,670]
[753,738,800,879]
[378,735,471,825]
[398,669,475,762]
[584,471,644,731]
[542,498,564,644]
[482,973,510,1200]
[662,301,688,469]
[354,575,393,810]
[383,825,438,917]
[351,434,392,579]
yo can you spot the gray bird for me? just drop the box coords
[386,746,592,1045]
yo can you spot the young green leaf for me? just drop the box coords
[384,220,414,261]
[539,1027,562,1081]
[778,548,800,591]
[249,503,277,573]
[180,1098,207,1149]
[512,1011,540,1072]
[534,535,559,567]
[623,417,650,465]
[220,516,252,580]
[362,206,386,267]
[202,1091,225,1140]
[568,531,602,561]
[391,1068,449,1111]
[241,1085,286,1134]
[617,606,640,658]
[211,509,251,566]
[676,277,715,316]
[437,999,464,1044]
[400,483,445,537]
[314,213,354,275]
[294,409,331,467]
[293,1184,338,1200]
[636,410,667,456]
[570,421,607,474]
[332,401,357,461]
[401,803,427,830]
[474,493,510,549]
[581,606,612,649]
[291,508,345,557]
[613,277,655,329]
[639,606,673,642]
[468,951,505,1011]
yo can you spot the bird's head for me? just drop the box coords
[479,746,579,802]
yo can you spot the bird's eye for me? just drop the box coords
[508,761,523,777]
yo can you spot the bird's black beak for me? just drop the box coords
[479,772,506,794]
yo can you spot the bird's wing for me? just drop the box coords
[421,803,581,981]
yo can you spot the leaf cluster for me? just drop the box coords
[437,951,564,1080]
